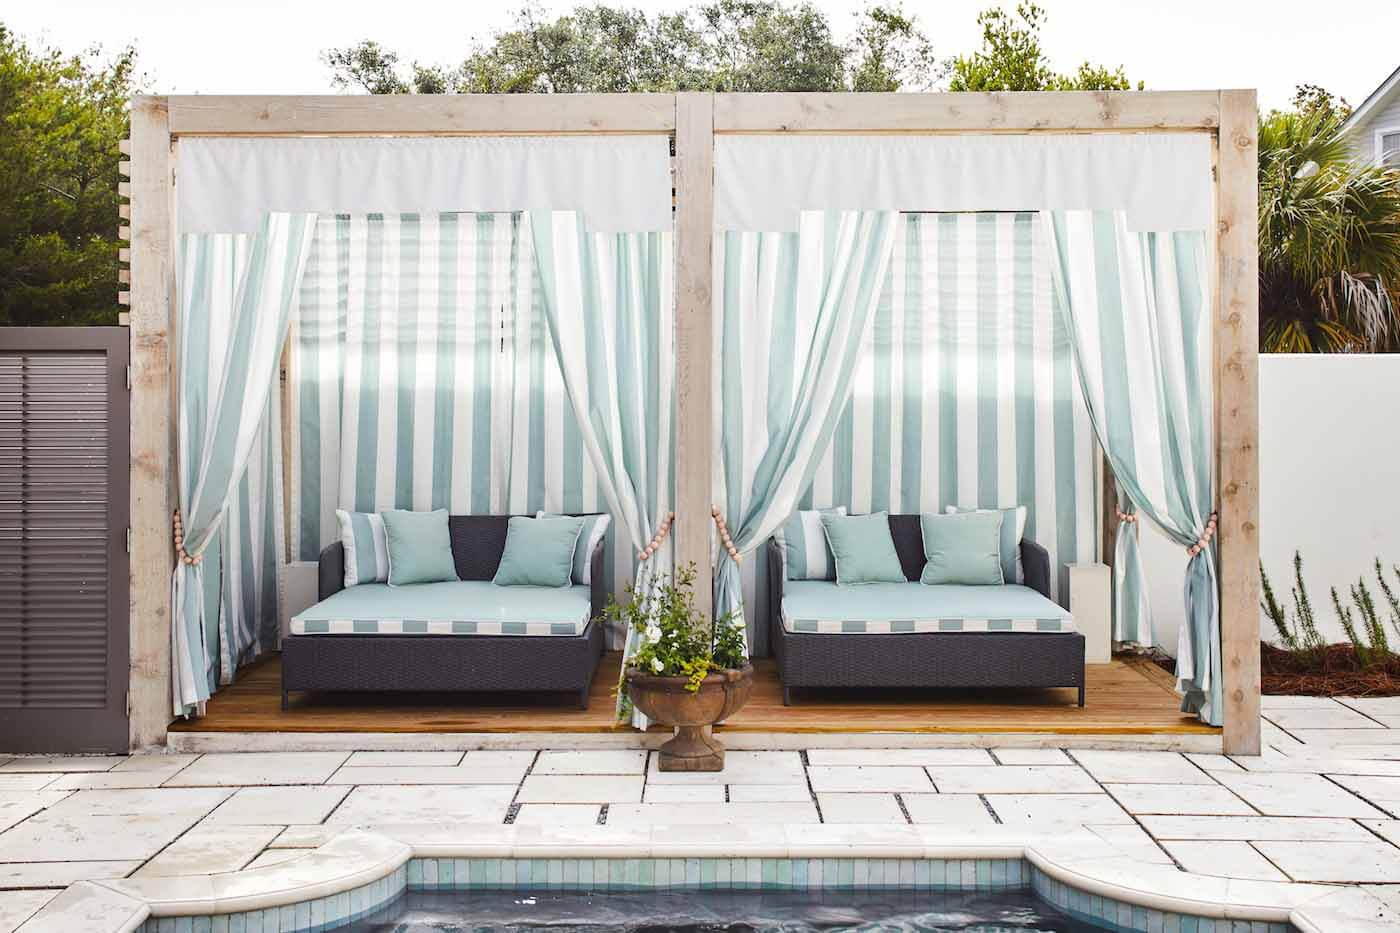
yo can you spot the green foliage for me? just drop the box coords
[1261,551,1326,660]
[946,3,1140,93]
[325,2,939,95]
[1326,558,1400,667]
[1259,98,1400,352]
[608,563,746,693]
[0,25,139,326]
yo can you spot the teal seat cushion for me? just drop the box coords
[821,511,906,585]
[382,509,458,586]
[920,511,1005,585]
[494,515,585,587]
[781,581,1074,634]
[291,581,592,636]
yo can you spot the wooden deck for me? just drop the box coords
[170,652,1215,736]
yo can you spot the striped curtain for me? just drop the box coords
[1113,490,1152,645]
[173,212,317,716]
[715,211,899,653]
[528,211,674,726]
[1043,209,1219,725]
[288,213,626,640]
[806,213,1097,602]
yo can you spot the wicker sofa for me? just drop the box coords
[767,513,1085,706]
[282,515,607,710]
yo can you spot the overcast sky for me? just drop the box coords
[7,0,1397,112]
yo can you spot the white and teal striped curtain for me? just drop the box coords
[715,210,899,652]
[528,211,674,726]
[173,212,317,716]
[804,213,1097,603]
[288,213,626,639]
[1113,490,1152,645]
[1043,209,1219,725]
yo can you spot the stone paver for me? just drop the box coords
[901,793,996,825]
[164,752,349,787]
[0,890,58,932]
[0,757,123,774]
[1162,840,1289,881]
[990,748,1072,765]
[805,748,992,766]
[342,752,463,767]
[816,793,907,823]
[642,784,725,803]
[606,801,819,825]
[0,861,139,889]
[513,804,601,825]
[806,766,932,793]
[1069,750,1214,785]
[986,793,1134,828]
[327,784,516,825]
[1257,841,1400,883]
[926,765,1099,794]
[1265,705,1387,730]
[1214,771,1390,818]
[533,750,647,775]
[726,785,812,802]
[516,774,644,804]
[645,751,804,785]
[1102,782,1256,816]
[203,785,350,825]
[1140,814,1379,842]
[134,824,281,877]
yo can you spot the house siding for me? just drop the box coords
[1349,95,1400,163]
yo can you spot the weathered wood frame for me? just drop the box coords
[122,90,1259,754]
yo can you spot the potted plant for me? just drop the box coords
[609,563,752,771]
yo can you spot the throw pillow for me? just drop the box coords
[336,509,389,587]
[920,511,1005,586]
[381,509,459,587]
[494,515,586,587]
[944,505,1027,583]
[536,511,611,585]
[779,506,847,580]
[820,511,906,585]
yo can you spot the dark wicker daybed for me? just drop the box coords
[767,513,1085,707]
[282,515,606,710]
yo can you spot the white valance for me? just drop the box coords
[177,136,673,234]
[715,134,1213,232]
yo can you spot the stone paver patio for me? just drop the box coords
[4,693,1400,929]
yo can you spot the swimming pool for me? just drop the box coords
[344,888,1106,931]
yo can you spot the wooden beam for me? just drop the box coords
[714,91,1222,133]
[166,94,676,136]
[127,96,175,750]
[672,93,715,617]
[1216,90,1261,756]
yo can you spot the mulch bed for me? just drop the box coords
[1153,643,1400,696]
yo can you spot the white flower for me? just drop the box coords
[651,657,664,673]
[644,624,662,644]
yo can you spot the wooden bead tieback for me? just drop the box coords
[172,510,202,566]
[637,511,676,562]
[1187,512,1219,558]
[711,506,742,565]
[1114,509,1138,524]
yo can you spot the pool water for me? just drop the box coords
[344,889,1106,931]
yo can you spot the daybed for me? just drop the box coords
[282,515,606,710]
[766,513,1084,706]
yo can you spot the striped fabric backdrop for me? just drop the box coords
[738,212,1098,645]
[288,213,630,643]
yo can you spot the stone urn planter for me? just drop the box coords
[625,664,754,771]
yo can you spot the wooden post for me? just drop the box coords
[127,96,175,749]
[673,93,715,617]
[1216,90,1261,756]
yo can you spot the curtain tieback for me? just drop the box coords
[710,507,743,565]
[637,511,675,562]
[1114,509,1138,524]
[1186,512,1219,557]
[171,510,203,566]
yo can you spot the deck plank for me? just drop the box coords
[171,653,1214,736]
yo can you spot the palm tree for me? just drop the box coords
[1259,109,1400,352]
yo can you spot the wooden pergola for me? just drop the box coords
[122,91,1260,754]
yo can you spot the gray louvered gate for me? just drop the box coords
[0,328,130,753]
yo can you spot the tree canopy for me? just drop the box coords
[0,25,136,326]
[946,3,1139,92]
[325,2,943,95]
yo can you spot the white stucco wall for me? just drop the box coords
[1144,354,1400,657]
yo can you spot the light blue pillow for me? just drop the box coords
[381,509,458,587]
[336,509,388,587]
[820,511,906,586]
[494,515,586,587]
[537,511,611,585]
[945,505,1027,583]
[780,507,846,580]
[920,511,1004,586]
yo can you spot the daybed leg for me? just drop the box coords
[1077,685,1085,708]
[577,687,590,711]
[281,689,289,712]
[782,687,793,707]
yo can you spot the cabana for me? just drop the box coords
[122,91,1260,755]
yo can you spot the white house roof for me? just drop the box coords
[1342,64,1400,134]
